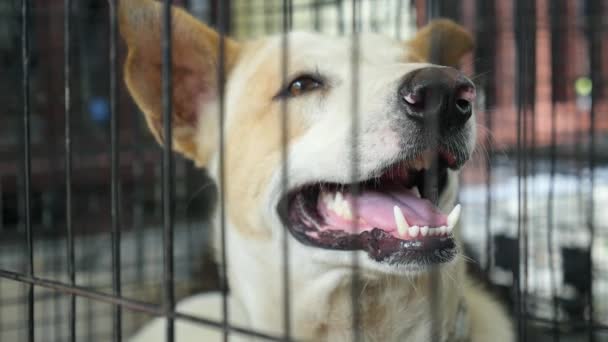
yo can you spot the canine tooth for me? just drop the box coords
[420,226,429,236]
[440,226,447,235]
[333,200,343,215]
[411,186,421,198]
[335,192,344,205]
[447,204,462,228]
[408,226,419,238]
[333,206,341,216]
[446,225,453,234]
[342,202,353,220]
[393,206,409,236]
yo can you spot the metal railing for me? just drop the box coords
[0,0,606,341]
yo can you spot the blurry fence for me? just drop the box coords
[0,0,607,341]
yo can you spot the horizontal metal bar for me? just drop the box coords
[0,269,291,341]
[524,316,608,333]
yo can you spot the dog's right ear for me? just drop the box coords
[120,0,240,164]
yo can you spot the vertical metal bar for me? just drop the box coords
[313,0,321,31]
[217,0,229,341]
[243,0,252,37]
[264,0,272,34]
[349,1,361,341]
[395,0,404,39]
[109,0,122,340]
[64,0,76,341]
[337,0,345,35]
[161,1,176,341]
[370,0,378,32]
[425,2,442,340]
[280,0,293,340]
[21,0,34,340]
[426,0,439,22]
[522,4,535,342]
[514,0,535,339]
[473,0,497,274]
[482,0,495,272]
[547,1,562,340]
[584,0,600,340]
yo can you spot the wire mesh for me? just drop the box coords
[0,0,607,341]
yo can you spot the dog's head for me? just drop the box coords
[120,0,475,276]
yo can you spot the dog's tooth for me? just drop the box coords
[330,192,343,215]
[393,206,409,236]
[440,226,447,235]
[447,204,461,228]
[323,193,334,210]
[333,201,343,216]
[342,202,353,220]
[335,192,344,205]
[411,186,421,198]
[420,226,429,236]
[446,225,453,234]
[408,225,419,238]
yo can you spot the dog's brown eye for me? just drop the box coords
[286,76,322,97]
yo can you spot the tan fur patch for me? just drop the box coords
[407,19,474,67]
[222,43,308,238]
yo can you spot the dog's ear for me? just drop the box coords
[120,0,240,163]
[407,19,473,68]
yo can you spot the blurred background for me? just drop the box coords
[0,0,607,341]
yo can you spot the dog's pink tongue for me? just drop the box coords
[319,187,447,231]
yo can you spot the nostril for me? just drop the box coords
[455,99,471,113]
[456,86,476,103]
[403,90,426,111]
[403,93,418,106]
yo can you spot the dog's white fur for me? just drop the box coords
[121,1,513,341]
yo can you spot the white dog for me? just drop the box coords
[120,0,513,341]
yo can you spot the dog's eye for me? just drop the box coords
[281,75,323,98]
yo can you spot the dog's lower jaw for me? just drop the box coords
[225,225,468,342]
[311,263,467,342]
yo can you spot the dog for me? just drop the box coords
[120,1,513,341]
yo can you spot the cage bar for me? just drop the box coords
[109,0,123,340]
[547,1,563,340]
[348,0,363,341]
[0,1,607,341]
[424,1,444,340]
[585,0,601,341]
[216,0,230,341]
[20,0,34,340]
[63,0,76,341]
[161,1,176,341]
[280,0,293,340]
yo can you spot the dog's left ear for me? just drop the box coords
[407,19,473,68]
[119,0,240,164]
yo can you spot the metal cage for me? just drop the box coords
[0,0,607,341]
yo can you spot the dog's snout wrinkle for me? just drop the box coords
[398,66,475,131]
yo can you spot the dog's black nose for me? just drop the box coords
[399,66,475,130]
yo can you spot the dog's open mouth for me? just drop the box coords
[279,150,463,266]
